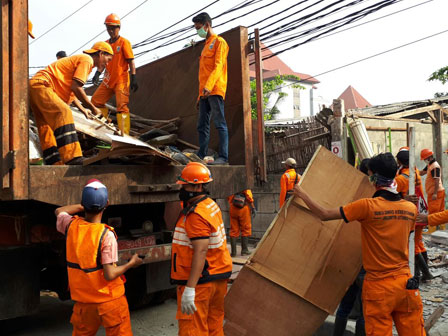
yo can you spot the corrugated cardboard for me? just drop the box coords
[225,146,375,335]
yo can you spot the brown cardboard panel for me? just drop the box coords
[224,267,327,336]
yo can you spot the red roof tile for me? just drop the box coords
[249,43,319,84]
[337,85,372,110]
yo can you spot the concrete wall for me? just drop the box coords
[218,174,282,239]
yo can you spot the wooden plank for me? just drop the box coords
[225,147,374,334]
[176,138,199,150]
[254,29,266,182]
[9,0,29,199]
[353,114,429,123]
[365,126,407,131]
[303,132,330,142]
[435,110,443,166]
[424,305,445,333]
[381,104,439,119]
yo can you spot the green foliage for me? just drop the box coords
[251,75,304,120]
[428,66,448,98]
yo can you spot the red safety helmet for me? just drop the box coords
[420,148,433,161]
[177,162,213,184]
[398,146,409,152]
[104,13,121,26]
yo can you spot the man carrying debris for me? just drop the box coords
[294,153,426,336]
[193,12,229,165]
[92,13,138,135]
[420,148,445,233]
[55,179,143,335]
[279,157,301,208]
[171,162,232,335]
[30,42,113,165]
[228,189,256,257]
[396,148,433,282]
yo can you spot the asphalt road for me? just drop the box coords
[1,294,179,336]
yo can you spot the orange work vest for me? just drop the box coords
[66,216,125,303]
[171,197,232,285]
[425,160,444,196]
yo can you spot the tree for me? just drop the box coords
[428,66,448,97]
[250,75,304,120]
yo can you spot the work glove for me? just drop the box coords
[130,74,139,92]
[92,71,101,86]
[181,286,197,315]
[251,207,257,219]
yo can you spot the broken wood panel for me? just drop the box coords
[127,27,249,166]
[224,267,327,336]
[226,147,374,335]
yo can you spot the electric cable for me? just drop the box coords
[30,0,95,45]
[69,0,149,56]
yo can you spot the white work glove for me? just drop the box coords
[181,286,197,315]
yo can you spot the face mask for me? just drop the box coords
[196,27,207,39]
[179,188,206,202]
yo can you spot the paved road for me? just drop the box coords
[1,294,178,336]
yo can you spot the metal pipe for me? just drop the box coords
[408,126,415,276]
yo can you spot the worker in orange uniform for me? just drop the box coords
[30,42,113,165]
[294,153,426,336]
[419,148,445,233]
[192,12,229,165]
[228,189,256,257]
[91,14,138,135]
[28,20,35,39]
[395,148,433,282]
[55,179,143,335]
[171,162,233,335]
[279,157,301,208]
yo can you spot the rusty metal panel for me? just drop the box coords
[117,244,171,265]
[9,0,29,199]
[127,27,250,168]
[29,165,249,205]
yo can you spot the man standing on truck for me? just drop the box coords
[193,12,230,165]
[91,13,138,135]
[30,41,113,165]
[279,157,300,208]
[171,162,233,335]
[293,153,426,335]
[55,179,143,335]
[228,189,256,257]
[419,148,446,233]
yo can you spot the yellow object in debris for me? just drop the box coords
[117,112,130,135]
[99,107,109,118]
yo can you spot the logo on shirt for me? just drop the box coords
[117,46,120,52]
[209,39,216,50]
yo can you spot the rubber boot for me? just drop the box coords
[241,236,250,256]
[355,320,366,336]
[230,237,237,257]
[117,112,131,135]
[414,255,421,281]
[99,107,109,118]
[416,253,434,282]
[333,316,348,336]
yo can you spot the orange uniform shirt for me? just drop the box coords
[279,169,300,208]
[425,160,444,196]
[198,34,229,99]
[228,189,254,206]
[395,167,422,197]
[102,36,134,88]
[32,54,93,103]
[428,210,448,226]
[341,192,417,280]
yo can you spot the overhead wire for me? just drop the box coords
[69,0,149,56]
[268,28,448,91]
[29,0,95,45]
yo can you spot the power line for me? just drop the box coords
[271,29,448,90]
[69,0,149,56]
[30,0,95,45]
[263,0,432,49]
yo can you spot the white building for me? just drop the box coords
[250,45,321,121]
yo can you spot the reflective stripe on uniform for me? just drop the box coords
[54,123,79,148]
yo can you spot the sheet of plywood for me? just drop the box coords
[225,146,374,335]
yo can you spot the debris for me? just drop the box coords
[431,231,448,245]
[441,272,448,284]
[425,306,445,334]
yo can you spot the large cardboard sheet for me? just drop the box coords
[225,146,374,335]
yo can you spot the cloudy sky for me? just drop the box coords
[29,0,448,106]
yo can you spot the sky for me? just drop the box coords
[29,0,448,106]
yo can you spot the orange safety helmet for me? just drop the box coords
[104,13,121,26]
[420,148,433,160]
[398,146,409,152]
[177,162,213,184]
